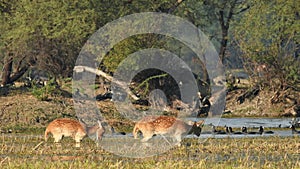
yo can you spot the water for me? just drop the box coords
[190,117,297,138]
[197,117,293,128]
[2,118,298,139]
[105,117,297,139]
[195,130,293,139]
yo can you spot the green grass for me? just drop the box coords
[0,133,299,169]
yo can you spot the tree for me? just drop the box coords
[175,0,250,65]
[234,0,300,90]
[0,0,96,86]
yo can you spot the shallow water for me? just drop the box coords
[195,130,293,139]
[190,117,297,138]
[197,117,293,128]
[104,117,298,139]
[2,118,298,140]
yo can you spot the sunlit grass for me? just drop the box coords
[0,133,299,169]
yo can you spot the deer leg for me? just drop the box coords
[53,134,62,143]
[174,134,182,146]
[75,142,80,148]
[141,132,153,142]
[74,135,83,148]
[53,135,62,147]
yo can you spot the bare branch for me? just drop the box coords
[74,66,139,100]
[233,5,250,15]
[168,0,186,13]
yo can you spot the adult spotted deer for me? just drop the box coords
[45,118,105,147]
[133,115,204,145]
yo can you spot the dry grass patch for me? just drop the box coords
[0,133,299,168]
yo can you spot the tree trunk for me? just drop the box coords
[219,31,228,64]
[9,66,29,83]
[1,55,13,86]
[217,1,237,64]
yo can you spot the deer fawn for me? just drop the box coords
[44,118,105,147]
[133,115,204,145]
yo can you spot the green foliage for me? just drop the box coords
[31,78,60,101]
[234,0,300,89]
[102,35,152,73]
[0,0,97,83]
[134,73,168,97]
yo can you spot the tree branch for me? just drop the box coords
[74,66,139,100]
[168,0,186,14]
[10,66,29,82]
[233,5,250,15]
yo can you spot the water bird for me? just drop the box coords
[225,126,231,134]
[212,125,226,134]
[290,125,300,134]
[225,126,244,134]
[111,127,126,135]
[233,127,244,135]
[241,126,248,134]
[225,126,239,134]
[258,126,274,134]
[242,126,261,134]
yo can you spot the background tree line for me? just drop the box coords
[0,0,299,98]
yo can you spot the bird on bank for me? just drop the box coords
[111,127,126,135]
[258,126,274,134]
[212,125,226,134]
[242,126,262,134]
[226,126,244,134]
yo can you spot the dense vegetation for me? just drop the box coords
[1,0,298,86]
[0,0,299,117]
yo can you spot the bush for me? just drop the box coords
[31,78,60,101]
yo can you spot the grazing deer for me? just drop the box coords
[44,118,105,147]
[133,115,204,145]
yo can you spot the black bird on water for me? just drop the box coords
[212,125,226,134]
[242,126,262,134]
[226,126,244,134]
[258,126,274,134]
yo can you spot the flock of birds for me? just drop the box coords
[200,123,300,136]
[200,125,275,135]
[197,118,300,136]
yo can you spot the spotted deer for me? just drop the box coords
[133,116,204,145]
[44,118,105,147]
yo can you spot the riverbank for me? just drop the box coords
[0,84,299,131]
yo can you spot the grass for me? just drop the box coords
[0,133,299,169]
[1,86,299,168]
